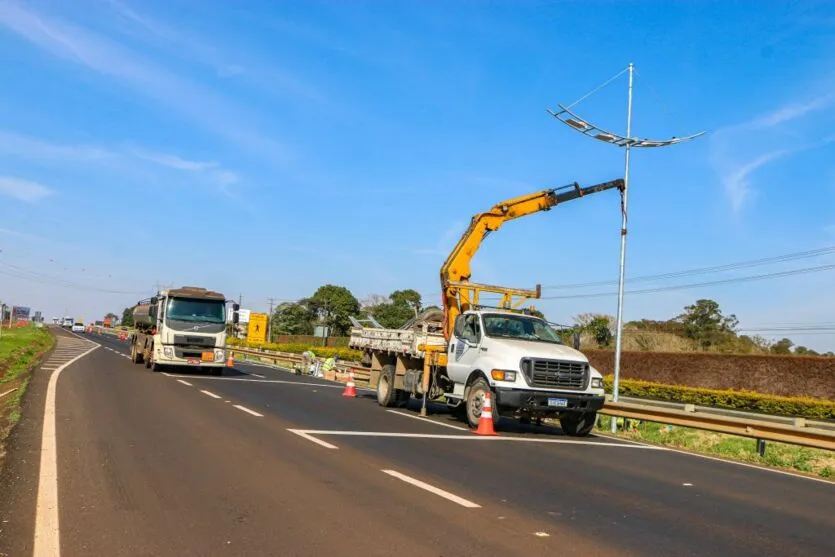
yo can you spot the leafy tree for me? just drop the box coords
[271,302,315,336]
[574,313,614,347]
[390,289,422,311]
[308,285,361,336]
[367,289,423,329]
[675,299,738,350]
[794,345,819,356]
[121,307,134,327]
[527,308,546,319]
[771,338,794,355]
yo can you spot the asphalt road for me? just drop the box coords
[2,329,834,556]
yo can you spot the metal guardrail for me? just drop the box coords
[601,399,835,452]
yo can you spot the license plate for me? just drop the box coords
[547,397,568,408]
[201,351,214,362]
[187,358,199,365]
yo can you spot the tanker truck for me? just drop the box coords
[129,286,239,375]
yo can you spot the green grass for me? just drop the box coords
[0,325,55,384]
[595,415,835,479]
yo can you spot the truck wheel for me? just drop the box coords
[464,376,499,429]
[560,411,597,437]
[377,365,397,407]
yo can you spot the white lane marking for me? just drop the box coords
[251,373,266,378]
[177,379,193,386]
[534,532,550,537]
[294,430,665,448]
[200,389,221,399]
[593,432,835,485]
[683,483,693,487]
[233,404,264,417]
[386,409,468,431]
[381,469,481,508]
[287,428,339,449]
[0,387,18,399]
[161,373,358,389]
[34,340,100,556]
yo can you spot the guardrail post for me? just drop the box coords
[756,438,766,457]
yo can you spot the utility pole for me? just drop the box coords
[267,297,275,343]
[548,62,704,433]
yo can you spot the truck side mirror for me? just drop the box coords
[232,310,239,324]
[453,315,466,338]
[573,332,581,350]
[233,303,240,312]
[150,296,158,305]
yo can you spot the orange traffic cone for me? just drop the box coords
[473,391,498,436]
[342,370,357,397]
[226,353,234,367]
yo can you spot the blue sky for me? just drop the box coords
[0,0,833,351]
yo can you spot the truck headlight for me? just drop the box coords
[214,349,225,362]
[163,347,174,358]
[591,377,603,389]
[491,369,516,382]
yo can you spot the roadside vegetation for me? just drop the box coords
[594,415,834,479]
[0,325,55,449]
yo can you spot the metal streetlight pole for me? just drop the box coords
[548,62,704,432]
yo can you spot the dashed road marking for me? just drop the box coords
[200,389,222,399]
[177,379,193,386]
[381,469,481,508]
[233,404,264,417]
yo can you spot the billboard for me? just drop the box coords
[247,313,268,343]
[12,306,30,321]
[237,308,251,323]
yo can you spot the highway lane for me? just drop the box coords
[80,332,835,556]
[2,333,617,556]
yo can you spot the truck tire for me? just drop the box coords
[560,411,597,437]
[464,376,499,429]
[376,365,409,407]
[377,365,397,407]
[130,344,143,364]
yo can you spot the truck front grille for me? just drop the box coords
[522,359,589,390]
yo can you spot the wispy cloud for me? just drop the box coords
[0,130,240,194]
[0,176,54,202]
[710,92,835,213]
[0,2,291,163]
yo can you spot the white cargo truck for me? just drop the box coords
[349,178,623,436]
[129,286,239,375]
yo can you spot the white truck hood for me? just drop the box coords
[486,337,589,363]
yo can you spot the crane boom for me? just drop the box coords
[439,178,624,339]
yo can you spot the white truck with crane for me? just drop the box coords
[129,286,239,375]
[349,178,623,436]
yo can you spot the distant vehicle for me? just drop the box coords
[129,286,239,375]
[62,317,74,328]
[72,322,84,332]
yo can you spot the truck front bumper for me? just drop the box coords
[494,388,605,414]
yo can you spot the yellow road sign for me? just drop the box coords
[247,312,268,343]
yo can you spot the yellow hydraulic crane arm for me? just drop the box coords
[439,178,624,340]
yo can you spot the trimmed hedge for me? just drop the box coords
[227,337,362,361]
[604,375,835,421]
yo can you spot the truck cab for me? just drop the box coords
[448,310,605,435]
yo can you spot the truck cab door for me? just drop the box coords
[446,313,483,382]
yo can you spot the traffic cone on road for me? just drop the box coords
[342,370,357,398]
[473,392,498,436]
[226,353,234,367]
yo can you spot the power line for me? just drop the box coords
[0,262,148,295]
[543,245,835,290]
[540,263,835,300]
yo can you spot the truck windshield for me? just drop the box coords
[481,314,564,344]
[166,298,226,324]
